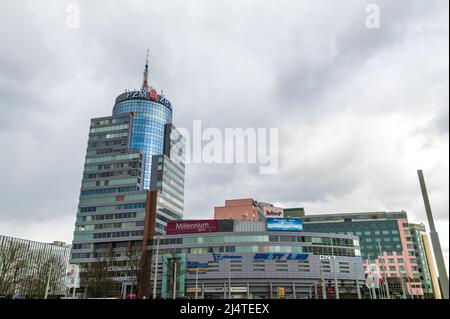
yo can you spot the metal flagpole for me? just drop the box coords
[367,255,376,299]
[379,278,385,299]
[378,272,384,299]
[377,241,390,299]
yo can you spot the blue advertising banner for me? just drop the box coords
[187,261,209,271]
[266,218,303,231]
[253,253,309,260]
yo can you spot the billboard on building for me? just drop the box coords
[166,220,218,235]
[187,261,209,271]
[230,287,248,293]
[186,287,202,293]
[266,218,303,231]
[65,264,80,289]
[283,208,305,218]
[204,287,225,293]
[263,206,284,218]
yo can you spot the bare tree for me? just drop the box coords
[128,251,153,298]
[81,258,117,298]
[0,241,28,297]
[114,250,152,298]
[22,255,68,298]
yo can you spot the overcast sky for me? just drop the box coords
[0,0,448,268]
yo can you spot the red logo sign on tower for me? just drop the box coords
[149,89,158,101]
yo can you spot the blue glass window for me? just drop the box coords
[113,99,172,189]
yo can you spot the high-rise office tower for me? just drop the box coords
[70,56,185,296]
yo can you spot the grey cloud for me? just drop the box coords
[274,0,449,118]
[0,0,447,271]
[431,106,449,135]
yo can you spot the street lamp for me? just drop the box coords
[173,259,178,299]
[353,263,361,299]
[367,255,377,299]
[319,262,326,299]
[330,240,340,299]
[126,252,134,297]
[44,262,53,299]
[152,236,161,299]
[195,268,199,300]
[228,259,232,299]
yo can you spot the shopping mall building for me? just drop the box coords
[213,199,441,299]
[149,219,365,299]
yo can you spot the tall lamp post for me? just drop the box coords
[72,269,78,299]
[195,268,199,300]
[367,255,377,299]
[126,252,134,296]
[331,241,340,299]
[173,259,178,299]
[228,259,232,299]
[319,262,326,299]
[152,236,161,299]
[44,262,53,299]
[353,263,361,299]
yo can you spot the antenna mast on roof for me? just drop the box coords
[141,49,150,92]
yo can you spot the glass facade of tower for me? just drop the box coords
[150,124,186,233]
[113,96,172,189]
[70,86,185,297]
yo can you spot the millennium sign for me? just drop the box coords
[167,220,218,235]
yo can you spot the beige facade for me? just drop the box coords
[421,233,442,299]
